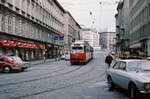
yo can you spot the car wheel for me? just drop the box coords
[3,66,11,73]
[129,84,138,99]
[21,69,25,72]
[107,76,114,91]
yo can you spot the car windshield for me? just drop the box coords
[128,61,150,71]
[7,57,14,61]
[10,56,23,63]
[71,47,84,53]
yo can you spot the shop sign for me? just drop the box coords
[54,36,58,40]
[59,33,64,37]
[59,37,64,40]
[54,36,64,40]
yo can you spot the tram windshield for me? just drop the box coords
[71,47,84,53]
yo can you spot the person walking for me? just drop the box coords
[105,53,113,69]
[43,52,46,63]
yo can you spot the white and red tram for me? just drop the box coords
[70,40,93,65]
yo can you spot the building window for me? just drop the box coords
[27,0,30,14]
[22,0,25,11]
[1,14,6,32]
[15,0,20,8]
[0,13,2,31]
[6,0,13,4]
[8,16,13,33]
[21,20,25,36]
[15,17,19,34]
[31,2,34,16]
[35,4,38,19]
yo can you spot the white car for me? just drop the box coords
[65,53,70,61]
[107,59,150,99]
[60,55,65,60]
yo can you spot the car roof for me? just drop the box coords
[1,55,8,58]
[117,59,147,63]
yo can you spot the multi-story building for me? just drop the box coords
[64,11,81,52]
[99,32,116,52]
[80,28,99,50]
[115,0,130,53]
[0,0,65,60]
[129,0,149,56]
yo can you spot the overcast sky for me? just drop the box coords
[57,0,119,32]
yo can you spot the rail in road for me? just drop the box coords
[0,52,106,99]
[11,68,105,99]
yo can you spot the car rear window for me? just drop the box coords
[0,57,6,62]
[128,61,150,71]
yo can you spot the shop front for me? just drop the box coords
[0,40,45,61]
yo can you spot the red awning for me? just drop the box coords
[23,43,30,49]
[39,45,44,50]
[8,41,17,47]
[28,44,32,49]
[17,42,24,48]
[0,40,10,47]
[32,44,37,49]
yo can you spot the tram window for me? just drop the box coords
[72,47,84,53]
[72,47,83,50]
[84,46,86,52]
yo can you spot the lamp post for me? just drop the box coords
[89,11,94,29]
[98,0,102,31]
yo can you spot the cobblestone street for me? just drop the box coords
[0,52,132,99]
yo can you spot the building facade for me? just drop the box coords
[64,11,81,53]
[115,0,130,53]
[129,0,149,56]
[99,32,116,52]
[0,0,65,60]
[80,28,99,50]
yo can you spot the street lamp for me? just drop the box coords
[89,11,95,29]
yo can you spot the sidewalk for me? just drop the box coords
[29,59,56,66]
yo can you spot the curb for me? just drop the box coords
[30,59,56,66]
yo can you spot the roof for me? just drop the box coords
[53,0,66,13]
[65,11,81,29]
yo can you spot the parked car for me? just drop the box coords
[60,55,65,60]
[9,56,30,71]
[65,53,70,61]
[110,51,115,56]
[0,55,20,73]
[106,59,150,99]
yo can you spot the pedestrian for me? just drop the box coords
[43,53,46,63]
[105,53,113,69]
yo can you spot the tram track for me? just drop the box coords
[0,61,101,97]
[1,58,97,86]
[10,70,106,99]
[0,59,96,88]
[0,66,83,88]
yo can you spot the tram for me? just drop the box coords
[70,40,93,65]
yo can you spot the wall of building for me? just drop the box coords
[116,0,130,52]
[81,28,99,50]
[129,0,149,56]
[64,12,81,53]
[99,32,116,51]
[0,0,65,60]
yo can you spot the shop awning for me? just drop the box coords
[23,43,30,49]
[39,45,44,50]
[9,41,17,47]
[0,40,10,47]
[0,40,38,50]
[32,44,37,49]
[17,42,24,48]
